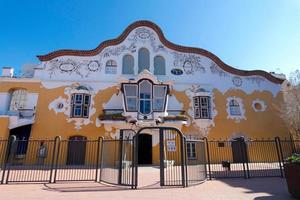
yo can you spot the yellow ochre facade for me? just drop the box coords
[0,21,288,165]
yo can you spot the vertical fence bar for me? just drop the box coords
[53,136,61,183]
[275,137,284,178]
[5,135,17,184]
[95,136,102,182]
[99,137,104,183]
[118,130,124,185]
[1,138,13,184]
[204,138,211,180]
[134,135,138,189]
[159,129,164,186]
[180,133,186,187]
[184,137,188,187]
[49,136,60,183]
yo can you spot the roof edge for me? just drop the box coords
[37,20,284,84]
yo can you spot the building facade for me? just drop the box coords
[0,21,288,165]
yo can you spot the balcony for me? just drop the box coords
[98,109,127,121]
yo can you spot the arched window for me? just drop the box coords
[138,48,150,73]
[105,60,117,74]
[154,56,166,75]
[9,89,27,111]
[139,80,152,114]
[122,55,134,74]
[229,99,241,116]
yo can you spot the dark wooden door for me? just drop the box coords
[67,136,87,165]
[231,137,248,163]
[138,134,152,164]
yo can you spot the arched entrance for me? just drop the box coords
[138,133,152,164]
[67,136,87,165]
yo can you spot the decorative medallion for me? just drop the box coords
[87,61,100,72]
[59,62,76,72]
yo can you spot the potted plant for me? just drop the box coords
[284,153,300,198]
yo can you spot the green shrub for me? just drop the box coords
[286,153,300,164]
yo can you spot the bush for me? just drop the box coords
[286,153,300,164]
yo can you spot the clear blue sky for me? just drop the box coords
[0,0,299,76]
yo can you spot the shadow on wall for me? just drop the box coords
[219,178,291,200]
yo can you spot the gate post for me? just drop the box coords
[275,137,284,178]
[204,137,211,180]
[49,136,60,183]
[159,129,165,186]
[52,136,61,183]
[184,137,188,187]
[95,136,103,182]
[4,135,17,184]
[118,130,124,185]
[180,135,186,187]
[243,141,250,179]
[1,136,16,184]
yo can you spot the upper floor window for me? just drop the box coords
[122,55,134,74]
[70,93,91,118]
[122,79,168,115]
[154,56,166,75]
[187,142,196,159]
[138,48,150,73]
[229,99,241,116]
[123,84,138,111]
[193,96,211,119]
[9,89,27,111]
[105,60,117,74]
[139,80,152,114]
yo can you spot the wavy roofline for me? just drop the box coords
[37,20,284,84]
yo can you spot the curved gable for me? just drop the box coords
[37,20,283,84]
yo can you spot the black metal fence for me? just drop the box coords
[205,137,300,179]
[0,134,299,186]
[185,138,206,186]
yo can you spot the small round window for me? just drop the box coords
[254,103,262,111]
[252,99,266,112]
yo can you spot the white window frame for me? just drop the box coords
[105,60,117,74]
[123,84,138,112]
[70,93,90,118]
[139,80,152,115]
[193,96,211,119]
[229,99,241,116]
[153,85,167,112]
[122,80,168,115]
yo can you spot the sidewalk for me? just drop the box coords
[0,178,291,200]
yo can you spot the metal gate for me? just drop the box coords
[133,127,187,188]
[100,129,135,188]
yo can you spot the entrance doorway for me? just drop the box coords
[231,137,248,163]
[9,124,32,156]
[67,136,87,165]
[138,134,152,164]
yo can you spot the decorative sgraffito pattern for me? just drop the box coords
[252,99,267,112]
[210,62,229,77]
[226,97,246,123]
[48,84,96,130]
[46,59,102,78]
[232,76,243,87]
[245,77,265,87]
[172,52,205,75]
[128,27,166,53]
